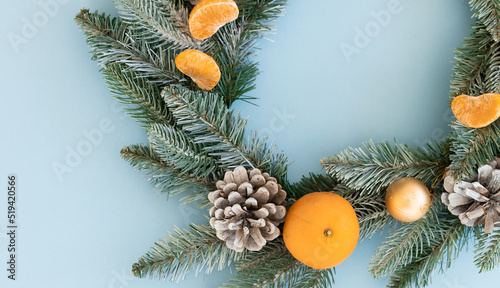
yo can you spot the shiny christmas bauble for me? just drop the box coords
[385,177,431,222]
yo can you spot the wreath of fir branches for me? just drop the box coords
[75,1,500,287]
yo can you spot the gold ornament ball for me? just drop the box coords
[385,177,431,222]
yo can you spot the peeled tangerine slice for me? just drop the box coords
[189,0,239,40]
[175,49,221,91]
[451,93,500,128]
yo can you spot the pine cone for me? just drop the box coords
[208,166,287,252]
[442,160,500,233]
[185,0,199,5]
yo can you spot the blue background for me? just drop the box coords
[0,0,492,287]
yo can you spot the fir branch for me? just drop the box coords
[448,25,500,179]
[206,0,287,105]
[470,0,500,42]
[120,144,213,205]
[359,210,393,242]
[75,9,129,67]
[76,1,289,106]
[449,24,493,97]
[332,183,394,241]
[235,240,289,272]
[120,143,167,170]
[294,268,335,288]
[243,131,289,185]
[132,224,245,281]
[474,222,500,272]
[387,217,467,288]
[342,191,393,241]
[75,9,184,86]
[449,121,500,179]
[236,0,287,32]
[369,202,441,278]
[103,63,175,126]
[210,22,259,105]
[286,173,337,200]
[222,241,293,288]
[163,86,247,165]
[115,0,202,49]
[178,188,212,208]
[483,32,500,92]
[321,140,450,196]
[147,123,221,180]
[222,240,335,288]
[162,87,289,184]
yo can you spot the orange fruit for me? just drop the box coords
[451,93,500,128]
[175,49,221,90]
[189,0,239,40]
[283,192,359,269]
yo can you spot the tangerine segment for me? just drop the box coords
[189,0,239,40]
[175,49,221,90]
[451,93,500,128]
[283,192,359,269]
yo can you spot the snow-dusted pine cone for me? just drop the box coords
[442,160,500,233]
[208,166,287,252]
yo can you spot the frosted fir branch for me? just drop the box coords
[210,22,259,104]
[369,202,442,278]
[75,9,185,86]
[470,0,500,42]
[474,222,500,272]
[120,144,213,205]
[76,1,290,106]
[449,24,494,98]
[242,131,289,185]
[161,0,193,36]
[103,63,175,127]
[358,210,394,241]
[236,0,287,32]
[483,33,500,93]
[222,240,335,288]
[342,192,394,241]
[162,86,248,166]
[162,87,289,184]
[387,217,468,288]
[449,121,500,179]
[115,0,202,49]
[132,224,246,281]
[286,173,337,200]
[331,181,394,241]
[147,123,221,180]
[178,188,212,208]
[448,23,500,179]
[204,0,288,104]
[321,140,450,196]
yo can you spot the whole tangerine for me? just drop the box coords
[283,192,360,269]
